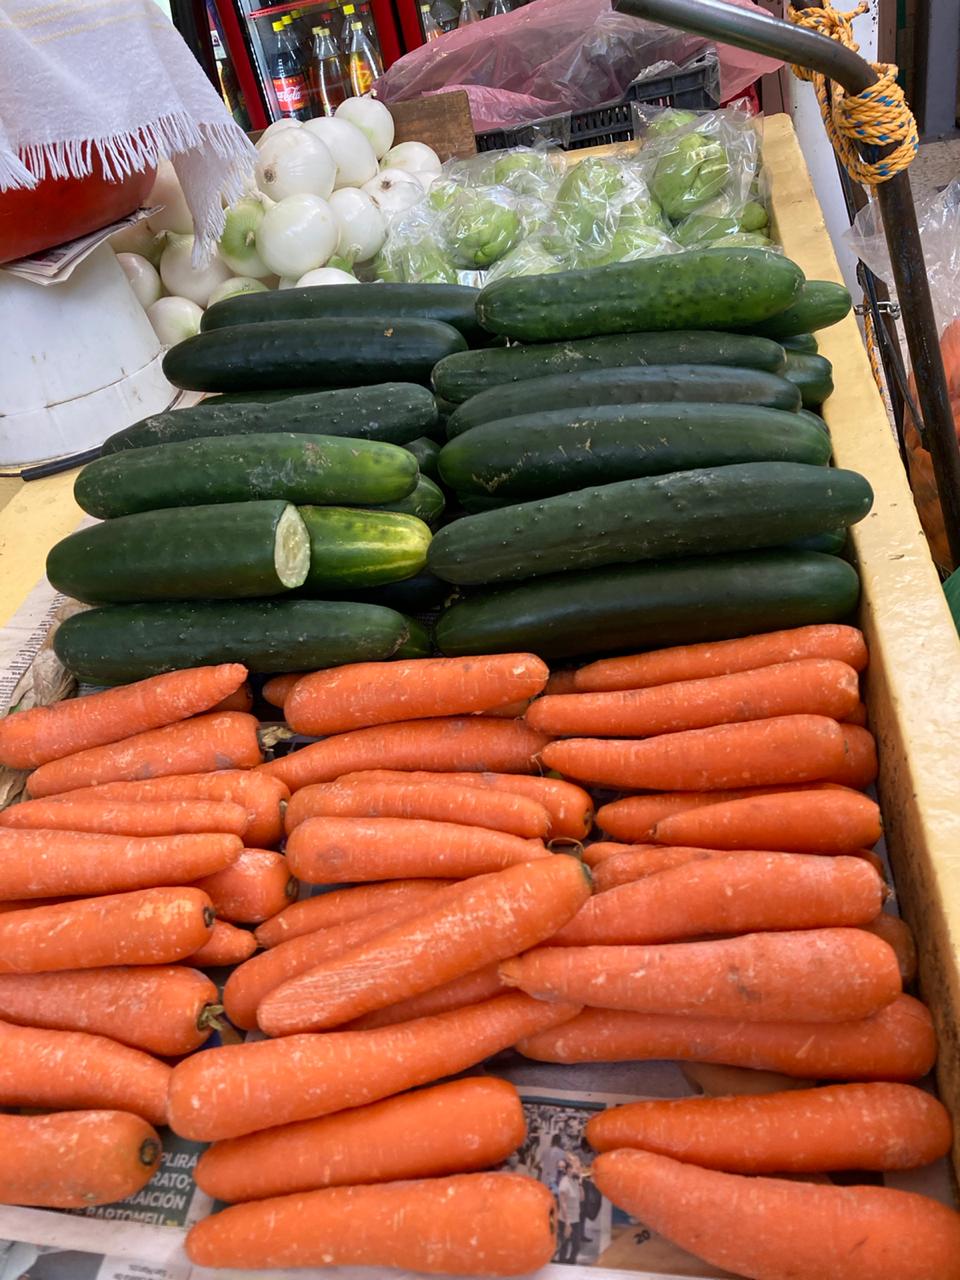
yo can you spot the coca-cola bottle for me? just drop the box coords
[311,25,348,115]
[457,0,481,26]
[420,3,443,40]
[432,0,459,31]
[488,0,512,13]
[342,3,383,96]
[269,18,310,120]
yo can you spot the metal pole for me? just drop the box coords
[614,0,960,568]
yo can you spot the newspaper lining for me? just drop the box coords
[0,208,162,287]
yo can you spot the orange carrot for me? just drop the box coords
[528,658,860,739]
[0,1019,171,1126]
[27,711,262,799]
[195,1077,525,1202]
[0,796,248,837]
[285,654,550,736]
[168,992,581,1140]
[478,700,531,718]
[0,897,64,913]
[254,879,451,949]
[262,673,304,709]
[258,717,550,792]
[826,725,879,788]
[517,993,936,1080]
[501,929,902,1022]
[211,683,253,713]
[580,841,636,867]
[185,1172,556,1275]
[592,1148,960,1280]
[285,817,549,884]
[551,854,884,946]
[337,769,594,840]
[863,912,918,985]
[574,624,868,692]
[651,789,882,853]
[0,966,221,1056]
[0,829,241,899]
[596,784,841,842]
[285,779,551,839]
[0,887,214,972]
[184,920,256,967]
[257,856,591,1035]
[544,669,579,694]
[195,849,296,923]
[542,715,848,791]
[0,664,247,771]
[0,1110,162,1208]
[593,845,744,891]
[346,964,506,1030]
[844,700,868,726]
[585,1081,953,1172]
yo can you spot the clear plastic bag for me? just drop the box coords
[370,205,460,284]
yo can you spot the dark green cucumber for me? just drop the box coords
[396,617,432,658]
[76,434,418,518]
[100,384,438,454]
[798,409,829,434]
[440,405,831,501]
[47,501,310,604]
[780,334,819,354]
[211,389,315,405]
[784,528,847,554]
[752,281,852,339]
[783,353,834,408]
[433,332,787,404]
[53,599,410,683]
[446,367,801,438]
[475,249,804,342]
[435,550,860,659]
[202,283,486,346]
[373,475,446,526]
[427,462,874,586]
[298,507,431,589]
[316,571,453,613]
[404,436,441,481]
[162,320,467,392]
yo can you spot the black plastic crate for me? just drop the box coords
[475,47,721,152]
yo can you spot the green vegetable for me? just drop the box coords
[373,474,446,525]
[646,108,700,137]
[404,436,442,481]
[297,507,431,590]
[448,191,522,269]
[490,150,560,196]
[484,237,564,282]
[710,232,774,250]
[550,157,627,248]
[783,352,835,407]
[781,334,820,354]
[740,200,769,232]
[784,529,847,555]
[317,571,452,613]
[652,132,730,220]
[674,211,740,248]
[752,280,852,338]
[396,617,432,658]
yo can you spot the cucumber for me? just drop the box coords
[298,507,431,589]
[316,571,453,613]
[53,599,410,684]
[435,550,861,659]
[752,281,852,339]
[47,501,310,604]
[76,434,418,519]
[475,249,804,342]
[162,319,468,392]
[446,366,801,438]
[397,617,432,658]
[427,462,874,586]
[211,389,315,405]
[100,384,438,454]
[798,408,829,434]
[439,405,832,502]
[373,475,446,525]
[783,353,834,408]
[404,436,441,481]
[784,529,847,554]
[780,334,819,354]
[202,283,486,346]
[433,332,787,404]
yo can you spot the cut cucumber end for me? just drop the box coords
[275,505,311,589]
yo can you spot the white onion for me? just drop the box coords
[381,141,442,181]
[362,169,424,220]
[256,194,338,278]
[335,96,395,159]
[219,198,271,277]
[256,118,302,148]
[328,187,386,262]
[116,252,162,309]
[147,296,203,345]
[256,129,336,202]
[159,234,233,306]
[278,277,300,289]
[110,221,165,265]
[145,159,193,234]
[303,117,379,190]
[207,276,270,306]
[296,266,359,286]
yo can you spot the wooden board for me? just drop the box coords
[388,90,477,160]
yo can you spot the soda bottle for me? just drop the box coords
[432,0,459,31]
[488,0,512,13]
[420,2,443,40]
[457,0,481,26]
[343,4,383,96]
[311,26,348,115]
[269,18,311,121]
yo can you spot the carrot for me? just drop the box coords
[593,845,745,891]
[195,849,296,923]
[863,912,918,984]
[544,669,579,694]
[254,879,451,949]
[27,711,262,799]
[258,717,550,792]
[195,1077,525,1202]
[285,779,551,840]
[826,724,879,788]
[262,673,304,709]
[517,993,937,1080]
[501,929,902,1022]
[285,654,550,737]
[0,965,221,1056]
[551,854,884,946]
[574,624,868,692]
[528,658,860,739]
[479,700,531,718]
[346,963,505,1030]
[285,817,549,884]
[596,784,842,842]
[651,789,883,853]
[0,887,214,972]
[257,856,591,1035]
[184,919,256,967]
[168,992,580,1140]
[0,828,241,899]
[542,715,848,791]
[0,663,247,771]
[585,1081,952,1172]
[0,796,248,837]
[337,769,594,840]
[211,682,253,713]
[591,1147,960,1280]
[580,841,636,867]
[844,700,868,726]
[0,1111,162,1208]
[185,1172,556,1276]
[0,1019,171,1126]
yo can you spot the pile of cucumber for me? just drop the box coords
[50,251,869,680]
